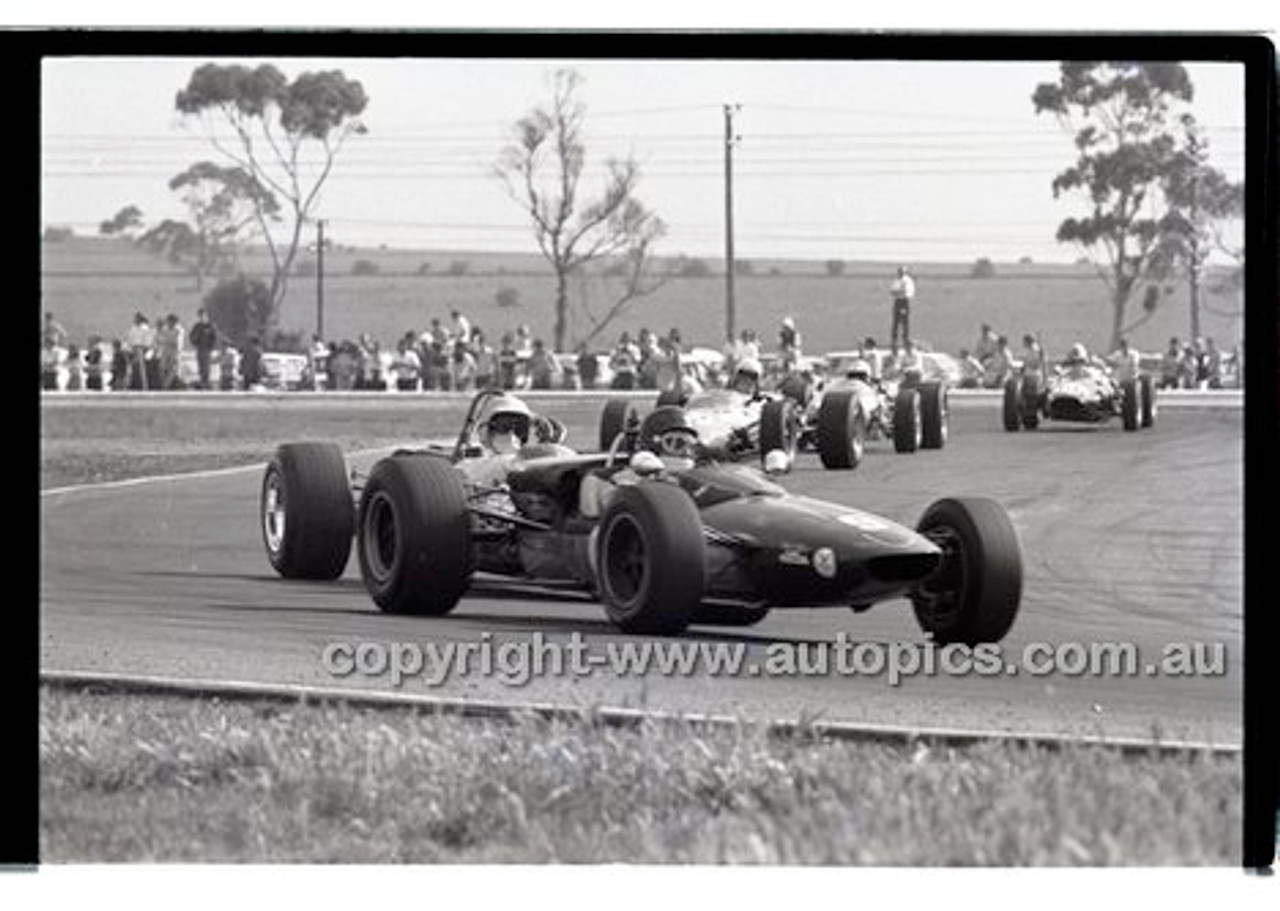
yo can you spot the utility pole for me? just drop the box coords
[315,219,328,340]
[724,103,741,341]
[1188,171,1201,341]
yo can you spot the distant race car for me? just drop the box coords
[600,387,804,470]
[260,389,1023,641]
[1003,361,1156,432]
[777,350,950,470]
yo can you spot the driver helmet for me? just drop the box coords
[846,357,872,381]
[639,406,699,461]
[483,394,533,453]
[1066,342,1088,364]
[732,357,762,395]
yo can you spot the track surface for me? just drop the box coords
[41,396,1243,744]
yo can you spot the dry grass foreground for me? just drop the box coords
[40,686,1241,864]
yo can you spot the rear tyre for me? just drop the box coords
[261,442,353,580]
[759,398,798,468]
[919,381,949,449]
[692,604,771,627]
[1139,375,1157,429]
[893,387,922,453]
[599,399,637,453]
[1002,377,1022,432]
[1121,379,1139,432]
[1020,374,1041,430]
[596,482,705,634]
[357,455,473,616]
[911,497,1022,645]
[816,389,865,469]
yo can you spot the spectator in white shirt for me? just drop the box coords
[889,266,915,354]
[1108,337,1142,384]
[124,312,155,390]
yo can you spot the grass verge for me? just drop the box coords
[40,685,1241,864]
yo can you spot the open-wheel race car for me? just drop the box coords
[776,350,950,470]
[260,389,1023,642]
[1003,358,1156,432]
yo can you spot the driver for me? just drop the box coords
[578,406,702,519]
[458,394,567,486]
[1061,342,1115,393]
[730,357,764,398]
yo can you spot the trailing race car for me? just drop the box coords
[260,389,1023,642]
[779,350,949,470]
[1003,346,1156,432]
[604,358,804,470]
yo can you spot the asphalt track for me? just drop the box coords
[40,393,1243,745]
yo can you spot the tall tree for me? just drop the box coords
[99,205,144,238]
[494,68,666,351]
[1033,62,1195,350]
[1159,115,1245,337]
[175,63,367,330]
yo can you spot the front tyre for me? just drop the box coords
[261,442,353,580]
[1002,377,1022,432]
[919,381,949,449]
[596,482,705,634]
[1121,379,1139,432]
[1020,374,1041,430]
[759,398,798,468]
[911,498,1022,645]
[357,455,473,616]
[816,389,865,469]
[1139,375,1157,428]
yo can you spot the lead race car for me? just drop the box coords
[261,389,1022,642]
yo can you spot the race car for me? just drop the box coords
[260,389,1023,642]
[605,359,804,470]
[1003,348,1156,432]
[778,350,949,470]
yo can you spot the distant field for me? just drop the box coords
[41,237,1245,358]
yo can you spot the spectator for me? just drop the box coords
[778,316,802,371]
[451,309,472,344]
[41,338,63,390]
[240,337,264,390]
[124,312,154,390]
[218,345,240,391]
[1108,337,1141,384]
[609,332,638,390]
[451,339,477,392]
[43,311,68,349]
[307,334,330,391]
[84,336,106,391]
[472,330,498,391]
[1021,333,1046,377]
[577,342,600,390]
[327,342,355,391]
[973,323,999,365]
[637,328,660,390]
[1204,337,1223,389]
[1192,337,1210,388]
[110,340,129,391]
[957,348,984,388]
[1178,344,1199,389]
[189,308,219,390]
[1159,337,1182,390]
[429,318,449,350]
[898,338,924,382]
[155,313,185,389]
[515,324,534,358]
[888,265,915,355]
[527,339,560,390]
[64,344,84,391]
[392,334,421,392]
[653,335,682,393]
[985,335,1016,388]
[498,333,520,391]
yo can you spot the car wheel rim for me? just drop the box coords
[603,513,648,610]
[363,491,399,583]
[263,469,286,556]
[917,526,968,629]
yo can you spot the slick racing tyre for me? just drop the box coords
[596,481,705,635]
[816,389,866,470]
[1002,377,1022,432]
[893,387,923,453]
[261,442,354,580]
[599,399,638,453]
[1019,374,1041,430]
[911,497,1022,645]
[759,398,799,468]
[357,454,473,616]
[919,381,949,449]
[1139,375,1157,429]
[1121,379,1140,432]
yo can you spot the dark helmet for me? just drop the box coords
[639,406,699,459]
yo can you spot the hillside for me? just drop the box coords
[40,237,1245,358]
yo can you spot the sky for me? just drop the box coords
[41,54,1247,265]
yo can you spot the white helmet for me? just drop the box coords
[732,358,762,394]
[483,394,532,451]
[846,357,872,380]
[1067,343,1088,363]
